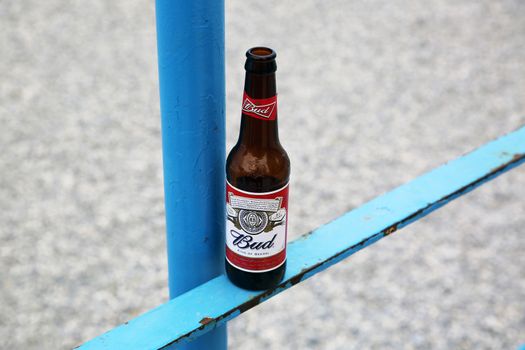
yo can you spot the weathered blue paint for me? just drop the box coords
[155,0,226,349]
[77,125,525,350]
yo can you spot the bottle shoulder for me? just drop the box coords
[226,143,290,190]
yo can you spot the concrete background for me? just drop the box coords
[1,0,524,349]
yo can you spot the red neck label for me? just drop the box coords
[241,92,277,121]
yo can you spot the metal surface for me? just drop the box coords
[77,126,525,349]
[155,0,226,349]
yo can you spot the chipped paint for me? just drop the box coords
[199,317,214,326]
[383,224,398,235]
[490,153,524,173]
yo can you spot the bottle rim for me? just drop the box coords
[246,47,276,61]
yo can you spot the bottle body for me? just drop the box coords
[225,47,290,290]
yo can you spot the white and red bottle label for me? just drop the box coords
[225,181,289,272]
[241,92,277,121]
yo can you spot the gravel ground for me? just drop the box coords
[1,0,525,349]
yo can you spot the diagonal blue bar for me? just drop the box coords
[77,125,525,350]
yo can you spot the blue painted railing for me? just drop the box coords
[77,125,525,349]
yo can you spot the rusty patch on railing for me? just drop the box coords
[199,317,214,325]
[288,266,318,286]
[383,224,398,235]
[491,153,524,173]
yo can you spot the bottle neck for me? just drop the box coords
[238,71,280,148]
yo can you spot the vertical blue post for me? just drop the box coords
[155,1,226,350]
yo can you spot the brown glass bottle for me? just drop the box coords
[225,47,290,290]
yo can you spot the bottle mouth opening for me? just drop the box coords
[246,47,276,61]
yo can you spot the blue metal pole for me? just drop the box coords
[155,1,226,349]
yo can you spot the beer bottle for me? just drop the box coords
[225,47,290,290]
